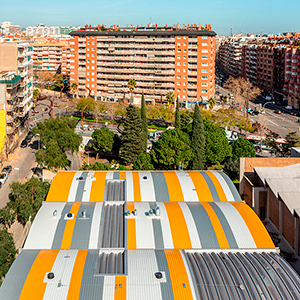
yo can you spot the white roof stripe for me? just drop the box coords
[139,171,156,202]
[82,171,95,202]
[135,203,156,249]
[88,203,103,249]
[127,250,163,300]
[175,171,198,201]
[24,203,65,250]
[213,172,235,201]
[102,276,115,299]
[43,250,78,300]
[215,202,256,248]
[105,171,114,180]
[178,203,202,248]
[125,171,134,202]
[159,203,174,249]
[67,171,81,202]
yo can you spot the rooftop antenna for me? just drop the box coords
[231,25,233,37]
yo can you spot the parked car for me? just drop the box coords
[274,110,282,114]
[285,106,293,110]
[0,173,8,185]
[1,165,12,174]
[25,131,34,141]
[20,139,29,148]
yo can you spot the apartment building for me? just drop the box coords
[0,42,33,148]
[26,24,60,36]
[284,47,300,109]
[245,45,258,84]
[31,38,70,74]
[69,24,216,105]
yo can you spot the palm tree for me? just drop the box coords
[165,91,175,106]
[127,79,136,103]
[32,89,40,112]
[71,82,78,99]
[208,97,216,109]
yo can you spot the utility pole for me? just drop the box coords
[245,78,249,140]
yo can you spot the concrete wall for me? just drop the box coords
[0,43,17,71]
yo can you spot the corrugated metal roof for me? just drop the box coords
[1,249,300,300]
[24,202,274,250]
[45,171,241,203]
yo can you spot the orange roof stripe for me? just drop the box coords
[67,250,88,300]
[126,202,136,249]
[89,171,107,202]
[119,172,126,180]
[60,202,81,249]
[205,171,227,202]
[132,172,141,202]
[19,250,59,300]
[114,276,127,300]
[165,250,193,300]
[187,171,213,202]
[231,202,275,249]
[202,203,229,249]
[164,203,192,248]
[46,172,75,202]
[163,172,184,202]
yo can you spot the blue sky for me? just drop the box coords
[1,0,299,36]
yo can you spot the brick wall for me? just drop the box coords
[269,191,279,228]
[282,202,294,247]
[259,191,267,219]
[243,176,253,206]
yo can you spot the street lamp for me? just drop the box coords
[262,101,275,110]
[14,167,19,183]
[36,133,40,150]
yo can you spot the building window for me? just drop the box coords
[183,89,186,92]
[177,82,180,85]
[92,48,95,51]
[177,88,181,92]
[183,62,186,66]
[177,62,180,66]
[202,76,207,80]
[87,72,90,75]
[183,75,186,79]
[202,69,208,73]
[177,69,180,72]
[202,36,208,39]
[183,56,186,59]
[202,89,207,93]
[202,56,208,59]
[177,75,181,79]
[177,42,181,46]
[92,78,94,82]
[183,42,186,46]
[202,49,208,53]
[183,49,186,52]
[183,69,186,72]
[87,78,89,81]
[202,63,208,66]
[201,83,208,86]
[202,43,208,46]
[177,55,181,59]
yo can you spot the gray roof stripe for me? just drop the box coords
[71,203,95,249]
[199,171,220,202]
[218,171,241,201]
[113,171,120,179]
[210,203,238,248]
[150,203,165,249]
[75,172,88,202]
[151,172,170,202]
[0,250,40,300]
[79,250,104,300]
[155,250,175,300]
[51,203,73,249]
[187,203,219,249]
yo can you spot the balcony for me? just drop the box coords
[0,76,21,89]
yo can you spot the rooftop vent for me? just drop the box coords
[98,251,125,274]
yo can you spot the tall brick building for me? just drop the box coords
[69,24,216,106]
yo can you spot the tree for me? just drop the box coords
[81,162,108,170]
[53,74,65,98]
[34,70,54,89]
[0,203,16,230]
[264,132,282,156]
[231,137,256,159]
[223,157,240,180]
[127,79,136,103]
[152,128,193,170]
[190,104,205,170]
[133,152,154,170]
[284,131,300,155]
[175,96,181,128]
[180,113,192,133]
[71,82,78,98]
[92,127,115,155]
[224,76,261,105]
[140,92,148,151]
[207,97,216,109]
[120,104,144,165]
[203,119,232,167]
[8,177,50,224]
[0,229,16,278]
[76,97,96,129]
[166,91,175,106]
[32,89,40,112]
[36,139,69,170]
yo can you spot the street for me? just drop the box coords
[217,85,300,138]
